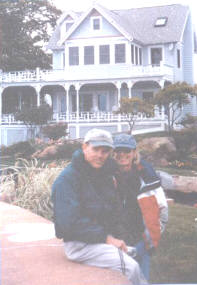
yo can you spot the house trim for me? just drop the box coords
[59,3,133,46]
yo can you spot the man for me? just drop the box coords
[52,128,148,285]
[113,133,168,281]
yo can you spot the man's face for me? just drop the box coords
[113,147,136,172]
[82,143,112,168]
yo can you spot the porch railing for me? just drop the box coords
[2,108,166,125]
[0,63,174,83]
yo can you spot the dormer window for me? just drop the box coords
[154,17,167,27]
[60,19,74,40]
[65,21,74,32]
[91,16,101,30]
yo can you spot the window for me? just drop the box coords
[69,47,79,66]
[99,45,110,64]
[151,48,162,66]
[154,17,168,27]
[80,94,92,112]
[177,49,181,68]
[84,46,94,65]
[135,46,138,65]
[131,44,134,64]
[115,44,125,63]
[143,92,153,103]
[92,17,101,30]
[139,48,142,65]
[62,52,65,68]
[66,22,73,32]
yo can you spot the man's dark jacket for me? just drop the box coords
[52,149,121,244]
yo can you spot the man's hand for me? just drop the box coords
[106,235,128,252]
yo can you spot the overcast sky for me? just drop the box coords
[51,0,197,24]
[51,0,197,82]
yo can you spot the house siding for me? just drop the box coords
[69,15,122,40]
[182,13,196,116]
[183,14,194,84]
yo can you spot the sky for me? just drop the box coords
[51,0,197,23]
[51,0,197,82]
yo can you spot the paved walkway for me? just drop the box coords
[0,202,129,285]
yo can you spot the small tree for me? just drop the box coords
[154,82,197,134]
[15,104,53,138]
[116,97,153,134]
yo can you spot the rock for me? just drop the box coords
[172,175,197,193]
[138,137,177,166]
[156,171,197,193]
[138,137,177,154]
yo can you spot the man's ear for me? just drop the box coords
[82,142,89,152]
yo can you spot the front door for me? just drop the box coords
[98,94,107,111]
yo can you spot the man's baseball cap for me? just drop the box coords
[84,128,114,148]
[114,133,137,150]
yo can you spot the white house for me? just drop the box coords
[1,3,197,145]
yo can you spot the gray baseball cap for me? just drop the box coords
[114,133,137,149]
[84,128,114,148]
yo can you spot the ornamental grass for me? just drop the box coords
[0,158,68,220]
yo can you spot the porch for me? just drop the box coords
[1,109,167,146]
[0,66,169,146]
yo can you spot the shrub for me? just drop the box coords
[42,123,68,140]
[55,140,81,160]
[1,141,36,157]
[172,128,197,159]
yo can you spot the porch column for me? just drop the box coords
[93,94,98,112]
[75,83,80,121]
[0,87,3,146]
[158,79,165,89]
[0,87,3,125]
[115,81,121,108]
[33,84,42,107]
[127,81,134,98]
[63,84,70,121]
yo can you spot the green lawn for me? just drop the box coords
[150,203,197,284]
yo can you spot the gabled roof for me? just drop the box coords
[114,4,189,45]
[47,3,190,50]
[58,3,135,45]
[47,11,82,50]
